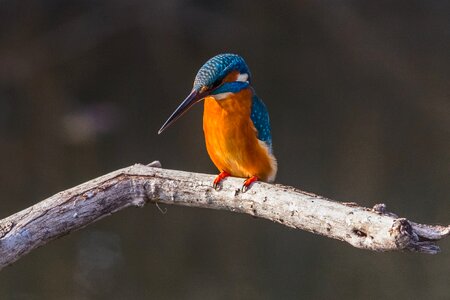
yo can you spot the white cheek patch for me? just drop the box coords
[212,92,233,100]
[236,73,248,82]
[211,73,248,100]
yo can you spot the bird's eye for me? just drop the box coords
[211,79,222,89]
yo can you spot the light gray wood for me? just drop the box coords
[1,161,448,270]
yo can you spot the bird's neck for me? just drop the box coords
[202,87,254,150]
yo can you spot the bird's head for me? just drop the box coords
[158,53,251,134]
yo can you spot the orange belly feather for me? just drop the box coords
[203,89,277,182]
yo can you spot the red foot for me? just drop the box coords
[213,171,230,190]
[242,176,258,193]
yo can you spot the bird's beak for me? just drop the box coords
[158,89,206,134]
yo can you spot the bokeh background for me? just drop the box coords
[0,1,449,299]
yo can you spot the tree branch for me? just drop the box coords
[1,161,449,270]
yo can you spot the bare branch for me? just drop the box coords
[0,162,448,270]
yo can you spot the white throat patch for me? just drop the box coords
[212,92,233,100]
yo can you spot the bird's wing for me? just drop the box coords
[250,95,273,151]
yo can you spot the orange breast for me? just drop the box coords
[202,89,277,182]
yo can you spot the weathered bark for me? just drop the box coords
[0,161,448,270]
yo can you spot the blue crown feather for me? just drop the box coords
[193,54,251,90]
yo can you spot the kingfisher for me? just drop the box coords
[158,54,277,192]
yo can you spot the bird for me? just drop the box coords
[158,53,277,192]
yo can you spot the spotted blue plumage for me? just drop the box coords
[251,95,272,151]
[193,54,251,90]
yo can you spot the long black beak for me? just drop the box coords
[158,89,205,134]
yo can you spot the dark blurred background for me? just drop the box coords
[0,0,449,299]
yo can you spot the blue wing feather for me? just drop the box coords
[250,95,273,151]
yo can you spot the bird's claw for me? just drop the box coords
[213,171,229,191]
[213,181,221,191]
[241,176,258,193]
